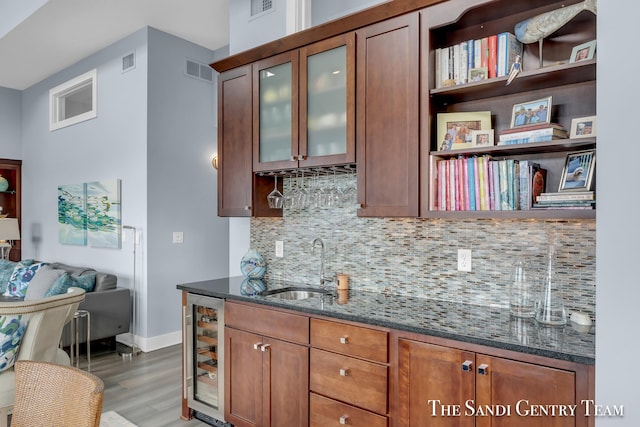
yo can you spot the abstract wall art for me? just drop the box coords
[58,178,121,248]
[58,183,87,245]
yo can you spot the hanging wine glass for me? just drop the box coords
[267,174,283,209]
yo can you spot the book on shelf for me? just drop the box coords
[518,161,547,210]
[498,127,568,145]
[536,191,595,202]
[497,32,523,78]
[501,122,565,134]
[533,200,595,209]
[435,32,523,88]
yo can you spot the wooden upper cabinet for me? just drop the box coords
[299,33,356,168]
[356,13,420,217]
[253,51,300,172]
[217,66,253,217]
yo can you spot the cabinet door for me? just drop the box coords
[299,33,355,168]
[356,13,420,217]
[218,66,253,217]
[263,337,309,427]
[475,354,575,427]
[397,339,475,427]
[225,327,262,427]
[253,51,299,172]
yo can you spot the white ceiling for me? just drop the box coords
[0,0,230,90]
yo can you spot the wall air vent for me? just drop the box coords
[252,0,273,16]
[122,51,135,73]
[185,59,214,83]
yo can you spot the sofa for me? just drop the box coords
[0,260,130,349]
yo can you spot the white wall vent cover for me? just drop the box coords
[252,0,273,16]
[122,51,135,73]
[185,59,213,83]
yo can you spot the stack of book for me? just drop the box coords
[498,123,568,145]
[435,32,523,88]
[435,155,546,211]
[533,191,595,210]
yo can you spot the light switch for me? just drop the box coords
[173,231,184,244]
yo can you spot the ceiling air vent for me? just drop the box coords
[122,52,135,73]
[185,59,214,83]
[252,0,273,16]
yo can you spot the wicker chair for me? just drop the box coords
[0,287,85,427]
[11,360,104,427]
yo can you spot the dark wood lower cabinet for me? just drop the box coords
[398,338,586,427]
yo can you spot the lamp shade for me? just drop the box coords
[0,218,20,241]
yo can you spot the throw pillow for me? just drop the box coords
[3,262,45,298]
[0,314,26,372]
[0,260,17,294]
[44,272,96,297]
[24,265,66,300]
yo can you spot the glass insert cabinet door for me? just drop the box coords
[300,33,355,167]
[253,51,299,172]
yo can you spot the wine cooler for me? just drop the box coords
[183,293,226,424]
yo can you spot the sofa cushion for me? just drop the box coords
[24,265,66,300]
[44,272,96,297]
[3,262,45,298]
[0,314,26,373]
[47,263,117,292]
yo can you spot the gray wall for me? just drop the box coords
[19,27,229,349]
[229,0,287,55]
[146,27,229,338]
[311,0,385,26]
[597,0,640,422]
[0,86,22,159]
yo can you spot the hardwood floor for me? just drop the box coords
[86,343,209,427]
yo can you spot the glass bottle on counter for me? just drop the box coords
[509,259,536,318]
[535,244,567,326]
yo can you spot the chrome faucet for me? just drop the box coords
[311,238,332,288]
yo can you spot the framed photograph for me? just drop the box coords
[569,40,596,63]
[558,150,596,192]
[469,67,488,83]
[570,115,597,139]
[510,96,552,128]
[436,111,492,151]
[470,129,494,147]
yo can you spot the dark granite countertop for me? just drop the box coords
[177,276,595,365]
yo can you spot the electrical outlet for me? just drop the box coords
[173,231,184,244]
[275,241,284,257]
[458,249,472,272]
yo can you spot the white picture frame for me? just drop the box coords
[570,115,597,139]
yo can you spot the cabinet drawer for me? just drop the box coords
[310,348,387,414]
[310,393,387,427]
[311,318,388,362]
[225,301,309,344]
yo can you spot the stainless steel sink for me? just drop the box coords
[260,287,333,301]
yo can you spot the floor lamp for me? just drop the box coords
[120,225,140,357]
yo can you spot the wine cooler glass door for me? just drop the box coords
[186,294,225,422]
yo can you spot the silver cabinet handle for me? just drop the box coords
[260,344,271,352]
[253,342,263,350]
[244,206,251,211]
[478,364,489,375]
[339,368,349,377]
[339,336,349,344]
[462,360,473,372]
[339,415,349,425]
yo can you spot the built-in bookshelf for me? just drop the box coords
[424,0,596,220]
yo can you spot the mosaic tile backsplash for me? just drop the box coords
[250,174,596,320]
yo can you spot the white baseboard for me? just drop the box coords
[116,330,181,353]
